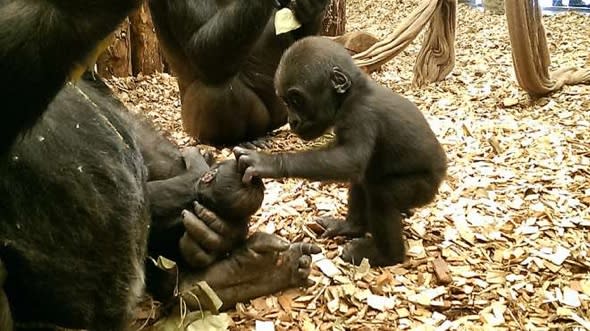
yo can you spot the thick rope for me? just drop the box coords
[352,0,439,71]
[412,0,457,87]
[505,0,590,96]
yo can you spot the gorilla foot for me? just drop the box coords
[317,217,366,238]
[180,233,320,310]
[342,237,405,267]
[238,136,273,150]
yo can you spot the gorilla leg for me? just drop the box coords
[318,182,368,238]
[342,173,441,267]
[0,259,12,331]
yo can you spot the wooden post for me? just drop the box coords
[321,0,346,36]
[96,19,132,78]
[129,1,164,76]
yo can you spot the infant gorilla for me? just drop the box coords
[174,155,265,267]
[234,36,447,267]
[196,158,265,222]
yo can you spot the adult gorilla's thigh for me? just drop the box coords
[0,82,150,330]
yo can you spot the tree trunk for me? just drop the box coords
[320,0,346,36]
[483,0,505,15]
[96,19,132,78]
[129,1,164,76]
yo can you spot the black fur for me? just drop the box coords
[147,0,329,146]
[235,36,448,267]
[0,0,140,154]
[196,159,265,222]
[0,78,150,330]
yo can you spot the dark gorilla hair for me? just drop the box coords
[197,159,265,222]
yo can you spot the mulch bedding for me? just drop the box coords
[105,1,590,329]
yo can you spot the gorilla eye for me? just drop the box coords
[285,89,304,108]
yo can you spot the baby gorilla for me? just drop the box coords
[176,157,265,267]
[197,158,265,222]
[234,36,447,267]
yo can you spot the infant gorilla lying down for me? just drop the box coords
[148,152,320,311]
[0,73,320,330]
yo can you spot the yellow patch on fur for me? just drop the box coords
[69,33,115,81]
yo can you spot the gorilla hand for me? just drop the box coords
[179,201,249,268]
[290,0,329,24]
[233,146,286,184]
[180,233,321,310]
[181,146,211,178]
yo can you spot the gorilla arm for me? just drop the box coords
[152,0,276,85]
[233,122,377,183]
[0,0,140,153]
[289,0,329,38]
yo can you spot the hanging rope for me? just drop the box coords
[350,0,456,86]
[412,0,457,87]
[505,0,590,96]
[351,0,440,71]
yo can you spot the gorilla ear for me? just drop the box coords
[330,66,351,94]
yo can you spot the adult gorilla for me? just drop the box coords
[148,0,329,147]
[0,2,318,330]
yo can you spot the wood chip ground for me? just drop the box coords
[107,1,590,329]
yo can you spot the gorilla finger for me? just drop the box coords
[235,153,251,174]
[248,232,290,253]
[182,209,224,249]
[238,142,257,150]
[192,201,223,226]
[298,255,312,268]
[193,202,245,241]
[181,147,204,170]
[243,167,260,184]
[179,233,216,268]
[232,146,250,161]
[250,138,272,150]
[293,242,322,255]
[321,228,337,238]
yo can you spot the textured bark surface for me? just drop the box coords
[129,1,164,76]
[96,19,132,78]
[321,0,347,36]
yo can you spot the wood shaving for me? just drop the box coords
[109,1,590,329]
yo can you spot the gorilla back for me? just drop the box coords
[0,80,150,330]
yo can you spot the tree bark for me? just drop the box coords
[320,0,346,36]
[96,19,132,78]
[129,1,164,76]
